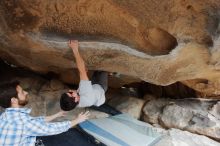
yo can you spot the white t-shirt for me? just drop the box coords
[77,80,105,107]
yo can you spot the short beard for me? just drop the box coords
[18,96,29,106]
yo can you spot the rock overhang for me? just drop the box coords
[0,0,220,97]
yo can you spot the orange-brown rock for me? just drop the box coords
[0,0,220,97]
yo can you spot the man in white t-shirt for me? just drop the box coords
[60,40,108,111]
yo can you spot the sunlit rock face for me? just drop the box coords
[0,0,220,97]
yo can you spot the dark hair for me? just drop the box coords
[0,80,20,108]
[60,93,79,111]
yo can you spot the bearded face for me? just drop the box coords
[16,85,29,106]
[18,96,29,106]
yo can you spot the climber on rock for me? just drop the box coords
[60,40,108,111]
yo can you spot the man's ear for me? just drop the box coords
[11,97,18,104]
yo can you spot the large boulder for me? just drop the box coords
[0,0,220,97]
[142,98,169,124]
[108,96,145,119]
[143,98,220,141]
[155,128,220,146]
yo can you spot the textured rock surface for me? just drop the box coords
[155,128,220,146]
[0,0,220,97]
[143,98,220,141]
[108,96,145,119]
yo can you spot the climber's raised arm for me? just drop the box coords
[68,40,89,81]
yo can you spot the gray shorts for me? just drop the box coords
[91,71,108,92]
